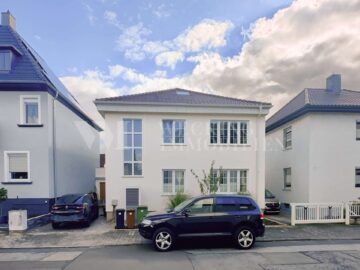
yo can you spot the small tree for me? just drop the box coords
[191,161,224,194]
[0,188,7,218]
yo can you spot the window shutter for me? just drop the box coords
[8,153,28,172]
[126,188,139,208]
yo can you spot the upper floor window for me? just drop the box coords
[284,168,292,190]
[162,120,185,144]
[4,151,30,182]
[20,96,41,125]
[123,119,142,176]
[283,126,292,149]
[356,168,360,188]
[210,120,248,145]
[0,51,11,71]
[356,121,360,140]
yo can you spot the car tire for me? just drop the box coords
[152,228,175,252]
[52,222,60,229]
[234,227,255,250]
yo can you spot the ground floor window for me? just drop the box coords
[211,169,248,194]
[163,170,185,194]
[284,168,292,190]
[356,168,360,188]
[4,151,30,182]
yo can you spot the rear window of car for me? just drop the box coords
[215,197,255,212]
[57,194,84,204]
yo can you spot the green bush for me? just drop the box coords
[0,188,7,201]
[167,193,189,210]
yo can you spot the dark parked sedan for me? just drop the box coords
[139,194,264,251]
[50,193,99,229]
[265,189,281,214]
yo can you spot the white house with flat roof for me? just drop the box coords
[266,75,360,204]
[95,89,271,218]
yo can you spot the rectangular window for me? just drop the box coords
[163,169,185,194]
[123,119,142,176]
[162,120,185,144]
[21,96,40,125]
[211,169,248,194]
[239,170,248,193]
[229,170,238,193]
[0,51,11,71]
[219,170,228,192]
[283,127,292,149]
[356,168,360,188]
[5,151,30,182]
[284,168,292,190]
[210,120,248,145]
[356,121,360,140]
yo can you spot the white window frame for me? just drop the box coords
[162,169,185,195]
[284,167,292,190]
[212,169,248,194]
[20,95,41,125]
[210,120,249,145]
[162,119,185,145]
[283,126,292,150]
[4,151,31,183]
[123,119,142,177]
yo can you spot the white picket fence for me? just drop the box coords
[291,202,360,226]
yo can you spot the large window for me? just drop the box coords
[356,168,360,188]
[163,170,185,194]
[123,119,142,176]
[4,151,30,182]
[210,121,248,145]
[284,168,292,190]
[0,51,11,71]
[211,169,248,193]
[20,96,40,125]
[356,121,360,140]
[162,120,185,144]
[283,127,292,149]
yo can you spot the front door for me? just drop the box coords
[178,197,217,236]
[99,182,106,204]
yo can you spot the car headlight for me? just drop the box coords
[141,219,152,226]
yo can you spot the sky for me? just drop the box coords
[1,0,360,128]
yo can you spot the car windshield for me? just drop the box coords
[173,198,194,212]
[57,194,84,204]
[265,189,275,199]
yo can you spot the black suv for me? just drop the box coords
[138,195,265,251]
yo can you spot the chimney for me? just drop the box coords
[1,10,16,30]
[326,74,341,94]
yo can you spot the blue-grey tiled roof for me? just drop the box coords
[0,25,101,131]
[95,88,271,107]
[266,88,360,132]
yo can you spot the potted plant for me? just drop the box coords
[0,188,7,224]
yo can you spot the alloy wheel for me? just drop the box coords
[238,229,254,248]
[155,231,172,251]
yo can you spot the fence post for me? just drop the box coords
[291,203,296,226]
[345,202,350,225]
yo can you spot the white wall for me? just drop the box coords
[266,116,311,203]
[308,113,360,202]
[105,111,266,213]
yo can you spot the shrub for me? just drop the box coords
[167,193,189,210]
[0,188,7,201]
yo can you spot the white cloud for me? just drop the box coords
[155,51,184,69]
[104,10,121,28]
[153,4,171,19]
[82,3,97,25]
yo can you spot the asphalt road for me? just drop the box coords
[1,239,360,270]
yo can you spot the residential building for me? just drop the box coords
[95,88,271,218]
[266,74,360,204]
[0,11,101,217]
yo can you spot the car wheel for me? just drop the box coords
[83,219,91,227]
[235,227,255,249]
[52,222,60,229]
[152,228,175,252]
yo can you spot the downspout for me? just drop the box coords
[256,104,265,208]
[52,90,59,202]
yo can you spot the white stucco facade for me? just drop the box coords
[100,103,269,215]
[266,113,360,204]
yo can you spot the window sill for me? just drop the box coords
[161,144,187,146]
[18,124,43,128]
[283,188,291,191]
[208,144,250,147]
[1,181,32,184]
[122,175,144,178]
[283,147,292,151]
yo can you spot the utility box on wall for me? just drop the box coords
[8,210,27,231]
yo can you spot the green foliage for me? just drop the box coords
[0,188,7,201]
[191,161,224,194]
[167,193,189,210]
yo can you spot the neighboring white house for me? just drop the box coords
[266,74,360,204]
[95,88,271,218]
[0,11,101,217]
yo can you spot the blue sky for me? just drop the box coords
[0,0,292,87]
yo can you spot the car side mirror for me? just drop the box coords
[182,208,191,216]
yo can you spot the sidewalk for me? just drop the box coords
[0,218,359,249]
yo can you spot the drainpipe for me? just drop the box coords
[256,104,265,209]
[52,90,59,203]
